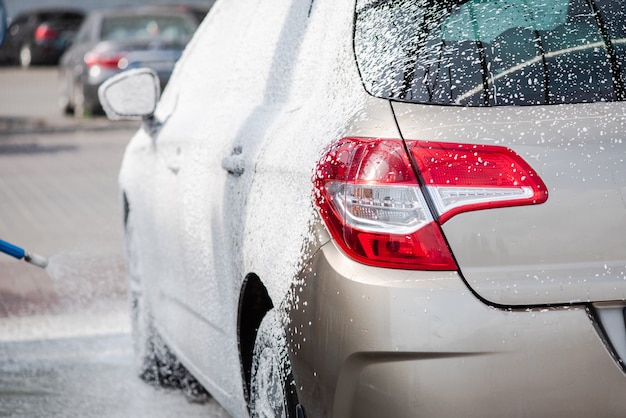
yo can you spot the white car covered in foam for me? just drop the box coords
[100,0,626,416]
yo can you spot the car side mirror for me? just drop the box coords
[98,68,161,121]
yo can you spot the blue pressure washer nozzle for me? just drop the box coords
[24,251,48,269]
[0,239,48,269]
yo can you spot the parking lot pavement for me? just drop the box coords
[0,329,231,418]
[0,127,132,318]
[0,68,139,319]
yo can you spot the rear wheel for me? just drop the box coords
[250,309,301,418]
[61,98,74,115]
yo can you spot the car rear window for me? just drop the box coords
[354,0,626,106]
[101,15,196,43]
[38,12,83,22]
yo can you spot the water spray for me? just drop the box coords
[0,238,48,269]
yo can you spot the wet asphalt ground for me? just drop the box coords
[0,67,231,417]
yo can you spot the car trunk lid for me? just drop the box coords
[393,100,626,306]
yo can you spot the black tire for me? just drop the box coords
[59,72,75,115]
[250,309,300,418]
[60,86,74,115]
[126,217,210,403]
[62,101,74,115]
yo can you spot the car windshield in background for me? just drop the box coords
[355,0,626,106]
[100,15,196,43]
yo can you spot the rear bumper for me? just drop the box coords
[31,41,65,64]
[289,241,626,417]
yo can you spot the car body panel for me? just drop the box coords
[291,239,626,417]
[119,0,397,414]
[114,0,626,416]
[392,101,626,306]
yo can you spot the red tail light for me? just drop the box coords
[34,24,59,41]
[314,138,457,270]
[84,52,127,69]
[314,137,548,271]
[408,141,548,224]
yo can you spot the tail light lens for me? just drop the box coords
[408,141,548,224]
[314,137,548,271]
[34,24,59,41]
[84,52,128,69]
[314,138,457,270]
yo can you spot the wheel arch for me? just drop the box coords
[238,273,274,403]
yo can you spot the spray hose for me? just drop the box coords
[0,239,48,269]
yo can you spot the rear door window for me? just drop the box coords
[354,0,626,106]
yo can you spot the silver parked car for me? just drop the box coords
[100,0,626,416]
[59,5,208,118]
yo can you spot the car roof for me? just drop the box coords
[14,7,84,19]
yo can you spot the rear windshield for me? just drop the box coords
[354,0,626,106]
[38,12,83,22]
[101,15,196,43]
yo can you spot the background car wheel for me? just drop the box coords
[72,82,93,119]
[59,83,74,115]
[250,309,301,418]
[19,44,32,68]
[62,101,74,116]
[126,218,210,403]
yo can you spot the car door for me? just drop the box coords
[140,0,299,409]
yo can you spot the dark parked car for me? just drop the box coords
[59,5,208,118]
[99,0,626,417]
[0,7,84,67]
[0,0,6,46]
